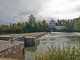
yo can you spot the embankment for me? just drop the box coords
[0,32,48,60]
[0,40,24,59]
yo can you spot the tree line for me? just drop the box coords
[58,17,80,32]
[0,15,48,34]
[0,15,80,34]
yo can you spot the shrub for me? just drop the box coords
[35,44,80,60]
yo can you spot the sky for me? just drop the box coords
[0,0,80,24]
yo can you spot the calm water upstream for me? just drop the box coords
[24,32,80,60]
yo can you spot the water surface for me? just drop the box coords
[24,32,80,60]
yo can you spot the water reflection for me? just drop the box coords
[25,46,36,52]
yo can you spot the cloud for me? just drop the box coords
[0,0,21,24]
[0,0,80,24]
[76,6,80,12]
[38,0,80,19]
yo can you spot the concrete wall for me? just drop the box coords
[24,33,47,46]
[0,42,24,58]
[24,37,37,46]
[0,37,12,41]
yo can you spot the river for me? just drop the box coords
[24,32,80,60]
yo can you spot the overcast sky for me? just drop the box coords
[0,0,80,24]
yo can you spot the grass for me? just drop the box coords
[35,44,80,60]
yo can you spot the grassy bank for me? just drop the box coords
[36,44,80,60]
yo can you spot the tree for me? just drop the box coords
[27,15,37,32]
[42,20,48,31]
[10,23,18,33]
[73,18,80,31]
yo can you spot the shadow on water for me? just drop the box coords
[25,46,37,52]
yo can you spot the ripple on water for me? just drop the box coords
[50,38,55,41]
[40,41,46,44]
[41,39,46,41]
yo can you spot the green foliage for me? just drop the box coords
[0,15,80,34]
[0,15,48,34]
[60,17,80,32]
[42,20,48,32]
[36,45,80,60]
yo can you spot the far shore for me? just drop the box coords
[0,32,47,37]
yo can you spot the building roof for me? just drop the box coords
[50,19,55,22]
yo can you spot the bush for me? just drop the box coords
[35,44,80,60]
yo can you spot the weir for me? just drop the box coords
[0,33,47,58]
